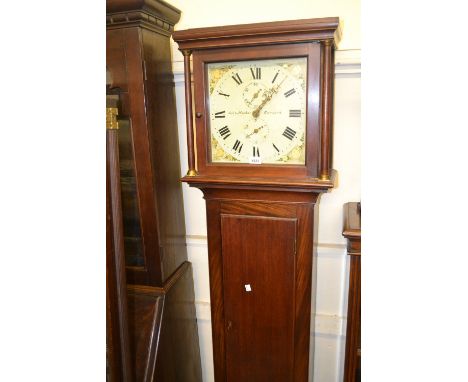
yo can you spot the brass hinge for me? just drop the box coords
[106,107,119,130]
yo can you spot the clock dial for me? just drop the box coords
[207,57,307,164]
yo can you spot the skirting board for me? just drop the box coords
[194,299,345,336]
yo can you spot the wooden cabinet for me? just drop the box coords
[343,202,361,382]
[107,0,186,286]
[106,1,202,380]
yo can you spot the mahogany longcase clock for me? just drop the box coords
[173,17,341,381]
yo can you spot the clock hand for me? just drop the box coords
[245,124,265,138]
[250,88,262,102]
[252,90,274,119]
[246,88,263,107]
[252,77,286,119]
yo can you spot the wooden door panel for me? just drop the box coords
[221,214,297,382]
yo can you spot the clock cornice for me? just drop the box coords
[106,0,181,35]
[173,17,341,50]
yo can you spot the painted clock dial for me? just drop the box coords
[207,57,307,164]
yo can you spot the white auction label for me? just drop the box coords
[244,284,252,292]
[249,157,262,164]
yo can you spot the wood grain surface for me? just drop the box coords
[201,188,320,381]
[107,2,202,381]
[343,202,361,382]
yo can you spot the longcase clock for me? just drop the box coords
[107,1,202,380]
[173,17,341,381]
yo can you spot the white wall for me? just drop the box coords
[169,0,360,57]
[168,1,360,380]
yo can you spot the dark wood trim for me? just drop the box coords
[344,256,361,382]
[182,49,197,176]
[343,202,361,382]
[127,261,192,295]
[107,0,181,19]
[205,199,226,381]
[293,203,315,380]
[191,43,322,180]
[107,129,133,382]
[106,261,118,381]
[106,0,181,35]
[173,17,341,50]
[319,40,333,180]
[181,169,337,193]
[107,179,121,382]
